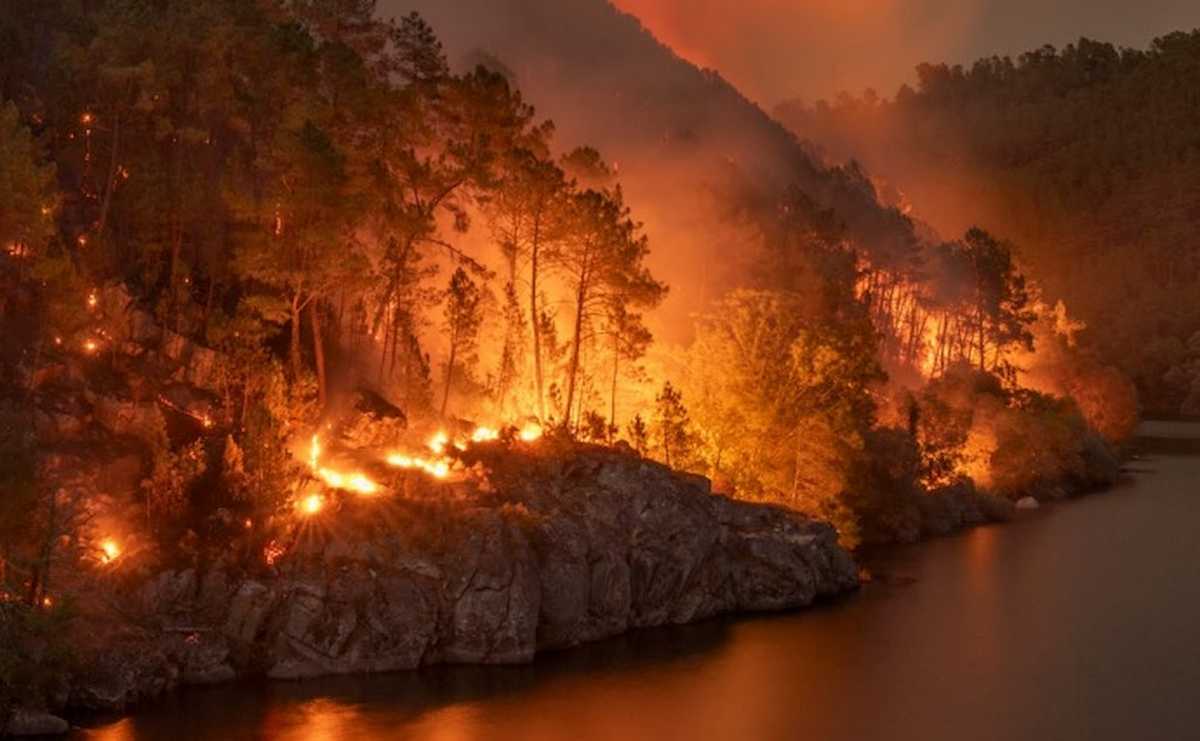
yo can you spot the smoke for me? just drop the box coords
[610,0,983,105]
[383,0,919,345]
[609,0,1200,107]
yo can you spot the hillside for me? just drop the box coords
[776,33,1200,414]
[390,0,921,334]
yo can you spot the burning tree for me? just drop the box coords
[552,184,666,431]
[440,268,484,417]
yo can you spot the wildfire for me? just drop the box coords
[317,468,379,495]
[264,540,285,566]
[385,452,451,479]
[99,539,121,564]
[519,423,544,442]
[308,434,379,494]
[299,494,324,516]
[428,430,449,455]
[471,426,500,443]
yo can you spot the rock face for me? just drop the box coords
[67,448,858,708]
[235,450,857,679]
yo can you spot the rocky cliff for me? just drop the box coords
[63,446,858,715]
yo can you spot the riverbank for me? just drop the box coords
[4,446,857,735]
[63,422,1194,741]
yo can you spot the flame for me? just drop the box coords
[386,452,450,479]
[309,434,321,472]
[428,431,449,455]
[471,426,500,443]
[300,494,324,516]
[100,539,121,564]
[264,539,285,565]
[309,434,379,494]
[519,423,543,442]
[87,291,98,309]
[316,467,379,495]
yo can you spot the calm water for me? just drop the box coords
[77,424,1200,741]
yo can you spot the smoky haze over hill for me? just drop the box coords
[385,0,918,340]
[611,0,1200,105]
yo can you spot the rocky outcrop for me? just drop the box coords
[64,447,857,710]
[3,711,69,737]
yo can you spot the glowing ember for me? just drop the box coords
[42,596,53,608]
[519,423,544,442]
[87,291,98,309]
[309,434,321,472]
[80,112,94,125]
[386,452,451,479]
[471,426,500,443]
[300,494,324,516]
[428,431,449,455]
[83,339,99,354]
[316,468,379,494]
[100,539,121,564]
[264,540,285,566]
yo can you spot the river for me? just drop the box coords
[76,422,1200,741]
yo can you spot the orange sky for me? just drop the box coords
[610,0,1200,105]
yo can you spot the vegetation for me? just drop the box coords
[777,32,1200,414]
[0,5,1146,700]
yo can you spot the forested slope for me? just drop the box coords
[778,33,1200,413]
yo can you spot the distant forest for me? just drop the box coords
[778,32,1200,415]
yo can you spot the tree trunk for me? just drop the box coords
[609,335,620,441]
[529,233,545,421]
[311,301,327,410]
[564,280,587,432]
[289,292,303,383]
[95,110,121,239]
[441,335,458,418]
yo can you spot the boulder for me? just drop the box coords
[3,710,69,737]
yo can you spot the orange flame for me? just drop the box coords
[100,539,121,564]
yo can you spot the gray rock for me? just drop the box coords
[69,447,859,694]
[1015,496,1040,510]
[3,710,69,736]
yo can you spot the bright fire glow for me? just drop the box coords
[83,339,99,354]
[471,426,500,443]
[309,434,379,494]
[100,539,121,563]
[300,494,324,516]
[519,423,543,442]
[386,452,451,479]
[428,431,449,455]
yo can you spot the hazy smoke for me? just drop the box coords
[384,0,918,342]
[609,0,1200,106]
